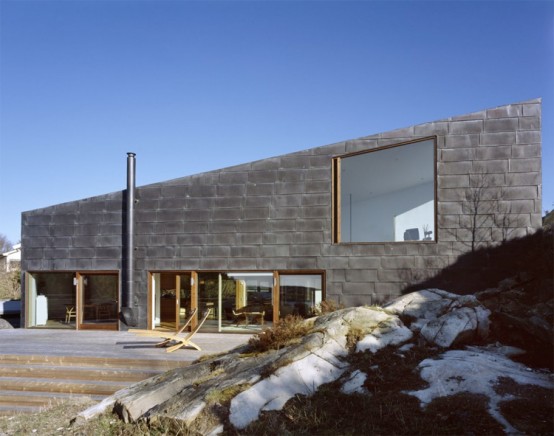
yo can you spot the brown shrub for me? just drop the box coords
[313,299,344,315]
[248,315,312,353]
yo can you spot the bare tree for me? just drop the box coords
[0,268,20,300]
[462,172,520,251]
[0,233,13,253]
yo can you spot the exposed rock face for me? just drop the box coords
[75,289,551,434]
[229,307,413,429]
[475,275,554,369]
[78,306,411,431]
[385,289,491,347]
[0,318,14,329]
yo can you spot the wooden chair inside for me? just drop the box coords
[65,305,76,324]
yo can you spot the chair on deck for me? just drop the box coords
[133,308,209,352]
[131,307,197,336]
[163,308,211,353]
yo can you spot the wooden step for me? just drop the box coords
[0,377,129,396]
[0,390,105,407]
[0,353,190,416]
[0,354,188,371]
[0,364,161,383]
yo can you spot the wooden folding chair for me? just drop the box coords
[65,305,76,324]
[163,308,211,353]
[131,307,197,337]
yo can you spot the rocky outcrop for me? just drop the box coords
[475,274,554,369]
[0,318,14,329]
[384,289,491,347]
[75,289,551,434]
[77,306,412,432]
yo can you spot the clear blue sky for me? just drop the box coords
[0,0,552,245]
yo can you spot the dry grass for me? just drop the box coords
[0,269,20,300]
[0,398,201,436]
[247,315,312,353]
[313,299,344,315]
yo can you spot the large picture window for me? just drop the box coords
[334,138,436,243]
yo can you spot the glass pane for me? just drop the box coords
[158,273,177,329]
[179,273,192,328]
[198,272,220,331]
[27,272,75,329]
[82,274,118,325]
[222,272,273,332]
[340,139,435,242]
[279,274,322,319]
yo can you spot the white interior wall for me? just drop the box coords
[394,199,434,241]
[153,273,160,327]
[342,182,434,242]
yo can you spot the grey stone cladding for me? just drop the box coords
[21,99,542,324]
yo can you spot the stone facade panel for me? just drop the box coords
[449,120,483,134]
[509,158,541,173]
[517,131,541,144]
[479,132,516,145]
[484,118,518,132]
[444,134,480,148]
[511,144,541,158]
[438,174,470,188]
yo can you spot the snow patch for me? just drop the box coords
[406,347,553,433]
[341,370,368,395]
[356,320,412,353]
[229,345,347,429]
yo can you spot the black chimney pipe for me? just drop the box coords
[121,152,137,326]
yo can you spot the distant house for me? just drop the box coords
[20,99,542,332]
[1,243,21,272]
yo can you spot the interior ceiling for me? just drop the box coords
[341,139,435,200]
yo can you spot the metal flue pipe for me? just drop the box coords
[121,152,137,326]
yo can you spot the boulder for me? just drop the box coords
[0,318,14,329]
[476,277,554,369]
[419,306,490,347]
[385,289,491,347]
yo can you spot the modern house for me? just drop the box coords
[1,243,21,273]
[20,99,542,332]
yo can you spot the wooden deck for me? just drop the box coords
[0,329,252,416]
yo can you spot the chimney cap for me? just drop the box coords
[127,152,136,157]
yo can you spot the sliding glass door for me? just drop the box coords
[151,272,192,331]
[77,273,119,330]
[25,272,75,329]
[197,272,274,332]
[148,270,324,333]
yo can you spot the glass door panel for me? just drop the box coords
[223,272,273,331]
[178,273,192,329]
[79,273,118,330]
[279,274,323,319]
[198,272,220,331]
[26,272,75,329]
[157,273,178,330]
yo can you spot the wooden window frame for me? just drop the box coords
[332,136,438,244]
